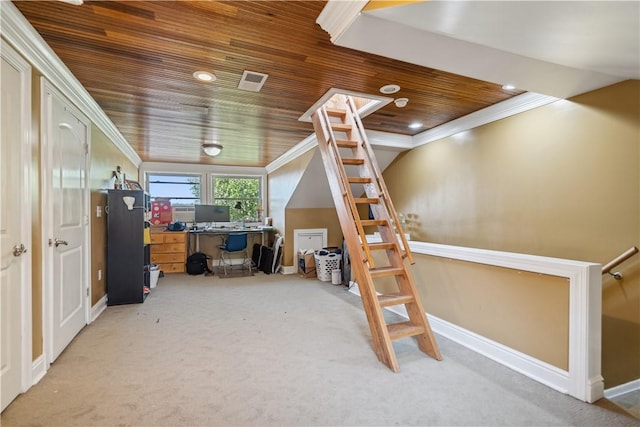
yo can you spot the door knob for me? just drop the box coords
[13,243,27,257]
[49,238,69,247]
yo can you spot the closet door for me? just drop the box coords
[42,80,90,362]
[1,40,32,412]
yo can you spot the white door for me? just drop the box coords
[42,81,89,362]
[1,41,32,411]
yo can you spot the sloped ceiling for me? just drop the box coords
[321,0,639,99]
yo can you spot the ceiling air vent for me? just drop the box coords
[238,70,269,92]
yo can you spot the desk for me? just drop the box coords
[188,227,273,255]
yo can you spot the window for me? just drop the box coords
[147,174,201,206]
[211,176,262,222]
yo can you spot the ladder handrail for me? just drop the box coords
[345,96,415,264]
[310,96,442,372]
[317,104,376,268]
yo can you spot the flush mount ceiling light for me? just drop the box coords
[394,97,409,108]
[202,142,223,157]
[380,84,400,94]
[502,84,516,91]
[408,122,423,130]
[193,71,216,82]
[57,0,83,4]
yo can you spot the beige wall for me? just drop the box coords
[30,73,43,359]
[89,126,137,305]
[370,251,570,370]
[383,80,640,387]
[267,149,315,264]
[284,208,344,266]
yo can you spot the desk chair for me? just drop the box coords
[218,232,250,275]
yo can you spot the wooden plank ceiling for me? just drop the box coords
[14,1,522,167]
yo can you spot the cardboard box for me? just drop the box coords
[298,252,316,278]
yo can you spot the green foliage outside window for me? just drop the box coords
[212,177,261,222]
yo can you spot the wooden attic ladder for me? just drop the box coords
[311,95,442,372]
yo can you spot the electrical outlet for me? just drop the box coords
[96,206,102,218]
[97,269,102,281]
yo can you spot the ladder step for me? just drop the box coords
[387,322,426,340]
[331,123,353,132]
[342,158,365,165]
[354,197,378,204]
[378,293,415,307]
[368,242,396,251]
[360,219,387,227]
[335,139,358,148]
[369,266,404,278]
[348,177,372,184]
[325,108,346,118]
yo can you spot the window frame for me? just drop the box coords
[145,172,203,206]
[209,174,263,222]
[139,162,267,225]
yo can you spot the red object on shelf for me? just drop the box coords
[151,200,172,225]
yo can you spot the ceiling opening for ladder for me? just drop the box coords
[298,88,393,123]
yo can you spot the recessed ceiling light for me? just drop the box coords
[394,97,408,108]
[380,84,400,94]
[408,122,423,130]
[193,71,216,82]
[502,84,516,91]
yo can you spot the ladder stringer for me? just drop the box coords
[311,109,397,370]
[310,94,442,372]
[320,106,377,269]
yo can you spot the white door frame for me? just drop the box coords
[40,78,91,367]
[0,38,34,399]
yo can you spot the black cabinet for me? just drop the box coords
[106,189,150,305]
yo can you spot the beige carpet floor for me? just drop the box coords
[2,273,638,426]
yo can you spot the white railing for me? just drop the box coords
[354,236,603,403]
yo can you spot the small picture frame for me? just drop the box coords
[125,180,143,191]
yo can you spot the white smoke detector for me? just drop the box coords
[394,98,409,108]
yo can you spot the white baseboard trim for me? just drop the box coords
[349,284,570,396]
[424,312,570,395]
[31,354,47,386]
[281,265,297,275]
[91,295,107,322]
[604,378,640,399]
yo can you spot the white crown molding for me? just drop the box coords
[268,93,557,173]
[413,92,559,147]
[266,133,318,174]
[366,129,413,150]
[0,2,141,167]
[316,0,368,43]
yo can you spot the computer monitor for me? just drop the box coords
[194,204,230,224]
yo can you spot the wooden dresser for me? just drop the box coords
[150,230,187,273]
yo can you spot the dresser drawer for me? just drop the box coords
[152,243,185,253]
[163,233,186,243]
[159,262,185,273]
[150,230,187,274]
[152,252,185,263]
[150,233,165,244]
[150,231,186,244]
